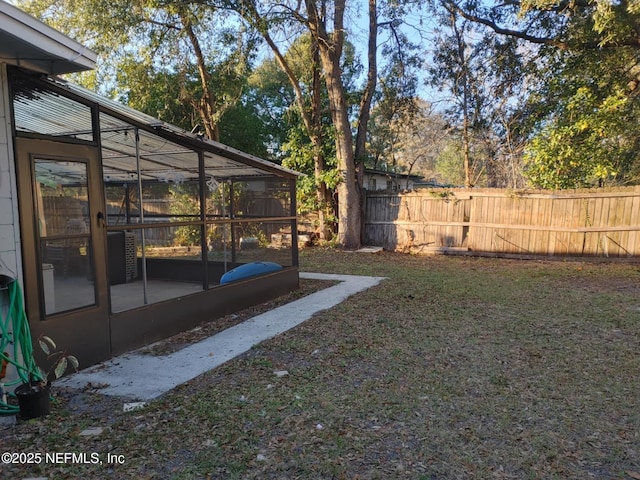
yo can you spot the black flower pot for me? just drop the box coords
[15,382,51,419]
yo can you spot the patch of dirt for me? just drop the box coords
[137,278,338,356]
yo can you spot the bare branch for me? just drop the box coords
[442,1,570,49]
[443,0,640,50]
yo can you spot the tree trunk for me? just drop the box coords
[322,59,361,249]
[463,115,472,187]
[310,35,333,240]
[451,10,473,188]
[307,0,361,248]
[238,0,362,247]
[309,130,333,240]
[248,8,334,240]
[355,0,378,179]
[354,0,378,244]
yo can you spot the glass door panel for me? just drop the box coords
[34,160,96,314]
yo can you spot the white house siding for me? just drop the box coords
[0,63,23,386]
[0,63,21,283]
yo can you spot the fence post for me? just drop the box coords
[360,188,367,246]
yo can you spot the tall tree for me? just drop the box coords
[367,18,421,172]
[303,0,362,247]
[18,0,254,141]
[427,0,536,188]
[219,0,420,247]
[248,34,344,238]
[437,0,640,188]
[211,0,340,239]
[211,0,350,245]
[429,4,486,187]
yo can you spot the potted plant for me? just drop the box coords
[14,335,78,420]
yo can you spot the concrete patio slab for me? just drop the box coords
[57,272,386,400]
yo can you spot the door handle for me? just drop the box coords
[97,211,105,227]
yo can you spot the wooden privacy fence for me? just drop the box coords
[363,187,640,258]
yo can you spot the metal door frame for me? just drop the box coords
[15,137,110,367]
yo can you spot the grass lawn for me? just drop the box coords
[2,249,640,479]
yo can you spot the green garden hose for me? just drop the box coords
[0,278,43,415]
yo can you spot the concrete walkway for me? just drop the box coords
[57,272,386,400]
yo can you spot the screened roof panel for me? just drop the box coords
[101,156,199,183]
[13,77,94,140]
[11,73,301,182]
[203,151,268,178]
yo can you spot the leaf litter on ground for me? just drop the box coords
[1,248,639,479]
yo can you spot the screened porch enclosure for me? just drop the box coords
[11,69,300,364]
[98,114,297,312]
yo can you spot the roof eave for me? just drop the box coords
[0,0,96,74]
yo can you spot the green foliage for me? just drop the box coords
[280,118,339,219]
[37,335,79,381]
[435,141,466,187]
[116,58,197,131]
[238,223,269,247]
[219,99,270,159]
[281,120,337,174]
[524,88,632,188]
[254,31,358,223]
[19,0,254,140]
[520,0,640,48]
[169,184,201,247]
[245,60,295,162]
[170,181,252,247]
[429,189,457,202]
[114,30,253,137]
[523,46,640,189]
